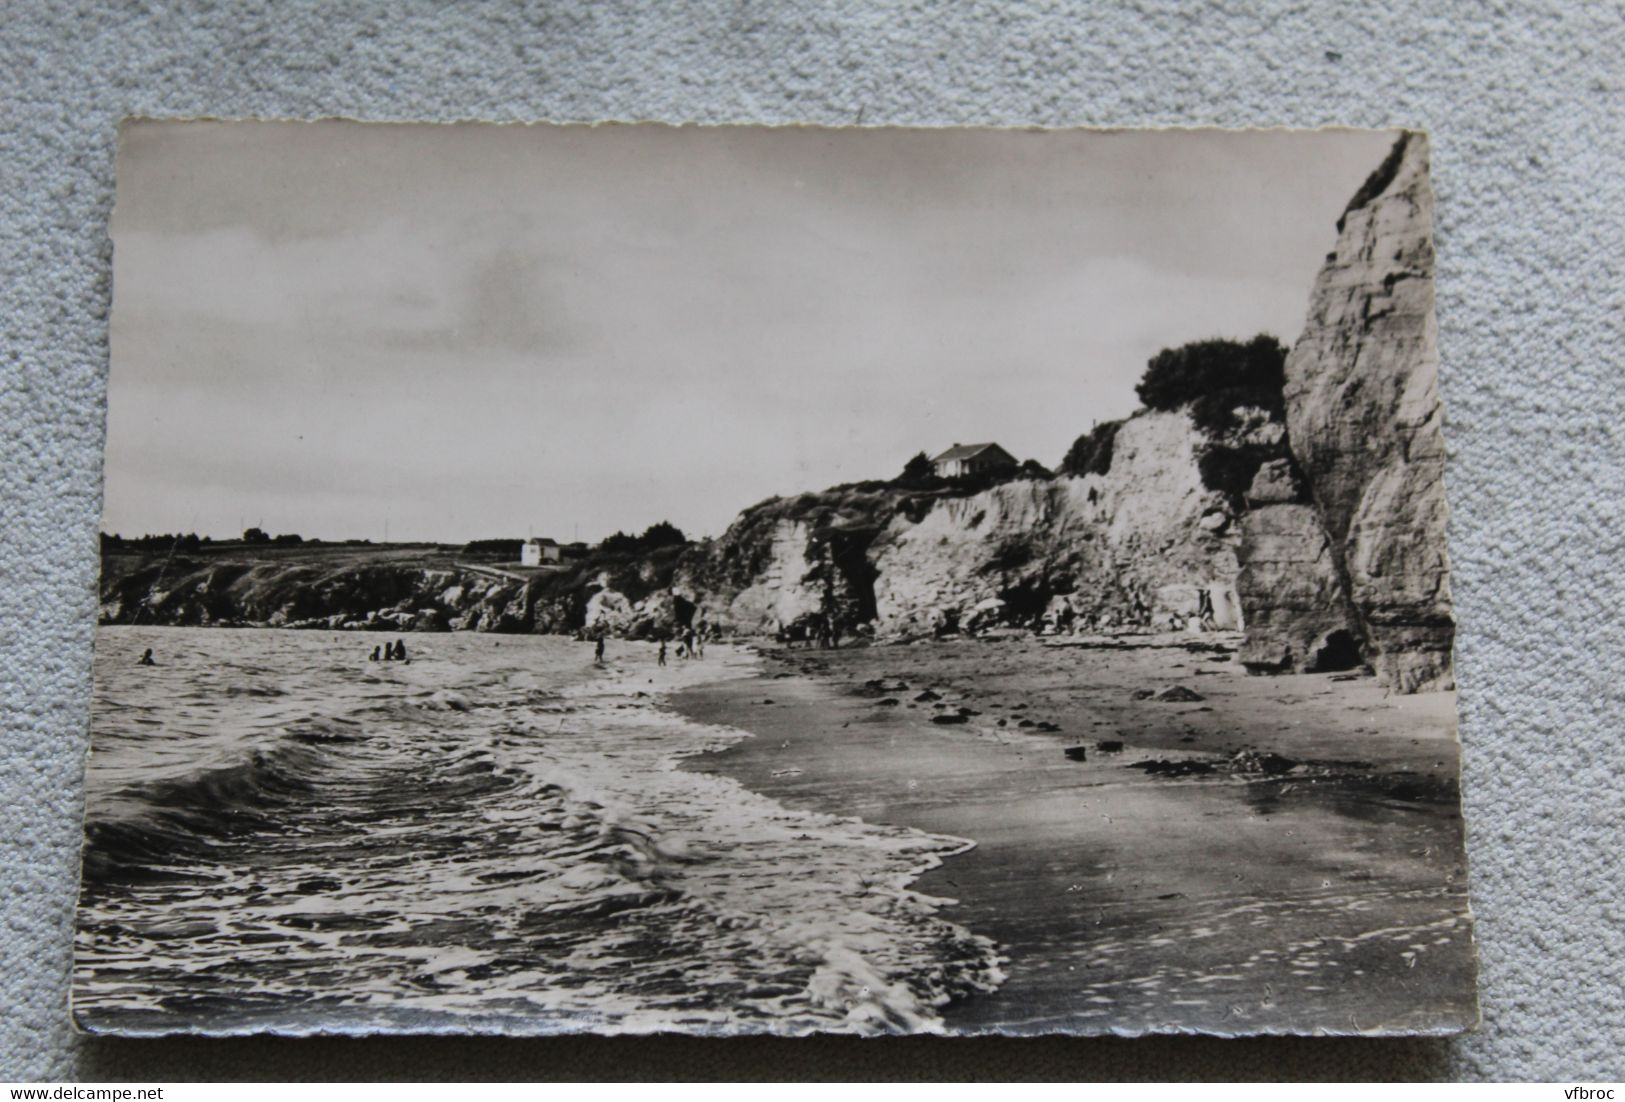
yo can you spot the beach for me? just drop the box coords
[75,625,1474,1037]
[673,633,1477,1036]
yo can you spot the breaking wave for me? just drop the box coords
[75,627,1002,1035]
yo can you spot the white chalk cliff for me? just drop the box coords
[1239,132,1454,693]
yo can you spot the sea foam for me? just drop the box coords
[75,626,1002,1036]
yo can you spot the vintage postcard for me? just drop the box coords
[77,121,1475,1036]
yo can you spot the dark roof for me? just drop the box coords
[525,537,559,546]
[931,442,1015,464]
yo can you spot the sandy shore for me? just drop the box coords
[671,633,1476,1036]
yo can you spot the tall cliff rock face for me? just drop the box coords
[678,518,829,635]
[868,411,1245,636]
[1235,459,1359,673]
[670,410,1250,640]
[1240,132,1454,692]
[675,487,892,637]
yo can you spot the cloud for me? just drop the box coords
[104,123,1398,543]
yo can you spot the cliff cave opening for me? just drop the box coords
[998,578,1054,625]
[818,527,880,627]
[1306,629,1365,673]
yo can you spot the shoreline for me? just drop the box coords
[671,634,1476,1036]
[80,630,1011,1037]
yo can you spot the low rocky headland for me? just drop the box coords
[99,133,1451,696]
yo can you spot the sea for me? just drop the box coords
[74,626,1003,1036]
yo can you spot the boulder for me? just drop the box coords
[583,586,635,633]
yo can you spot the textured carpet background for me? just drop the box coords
[2,0,1621,1083]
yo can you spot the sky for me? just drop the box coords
[103,121,1397,544]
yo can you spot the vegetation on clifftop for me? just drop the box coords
[1060,419,1123,477]
[101,334,1295,638]
[1135,334,1288,435]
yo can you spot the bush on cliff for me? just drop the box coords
[899,451,936,485]
[1060,419,1123,477]
[1135,334,1287,434]
[597,521,688,555]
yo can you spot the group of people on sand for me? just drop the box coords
[656,623,707,667]
[369,639,410,663]
[776,613,842,650]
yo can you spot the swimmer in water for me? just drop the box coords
[369,646,381,661]
[393,639,409,663]
[137,648,155,666]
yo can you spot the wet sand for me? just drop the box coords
[671,634,1476,1036]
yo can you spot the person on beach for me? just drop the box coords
[594,636,606,665]
[137,648,156,666]
[1197,588,1218,632]
[694,624,705,659]
[684,627,696,659]
[658,639,667,667]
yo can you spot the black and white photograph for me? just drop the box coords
[76,120,1475,1038]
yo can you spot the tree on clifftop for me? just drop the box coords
[899,451,934,483]
[1135,334,1287,434]
[1061,419,1123,477]
[597,521,689,555]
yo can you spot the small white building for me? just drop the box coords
[931,442,1019,479]
[520,537,563,567]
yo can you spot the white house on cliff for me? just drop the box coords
[520,537,562,567]
[931,442,1018,479]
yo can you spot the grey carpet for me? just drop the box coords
[2,0,1620,1083]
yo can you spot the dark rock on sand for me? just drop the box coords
[1155,686,1205,702]
[914,690,942,702]
[931,713,969,725]
[1230,750,1300,776]
[1130,758,1217,778]
[874,697,900,707]
[1063,746,1088,762]
[1096,739,1125,753]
